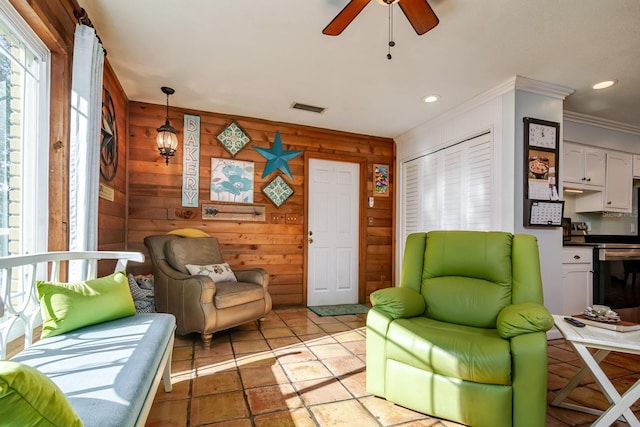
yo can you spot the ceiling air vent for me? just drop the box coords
[291,102,326,114]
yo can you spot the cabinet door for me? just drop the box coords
[634,154,640,179]
[604,152,632,212]
[584,148,606,187]
[563,143,585,184]
[562,265,593,316]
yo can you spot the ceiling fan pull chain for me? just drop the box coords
[387,4,393,59]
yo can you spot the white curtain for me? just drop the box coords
[69,24,104,279]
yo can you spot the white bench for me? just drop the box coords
[0,251,175,427]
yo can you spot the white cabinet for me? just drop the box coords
[563,142,605,189]
[575,151,633,213]
[561,247,593,316]
[604,152,633,211]
[633,154,640,178]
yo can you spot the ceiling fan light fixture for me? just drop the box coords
[592,80,617,90]
[375,0,400,5]
[423,94,439,103]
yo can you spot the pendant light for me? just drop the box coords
[156,86,178,165]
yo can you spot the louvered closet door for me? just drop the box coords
[400,132,494,251]
[464,133,493,230]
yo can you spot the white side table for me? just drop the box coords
[551,314,640,426]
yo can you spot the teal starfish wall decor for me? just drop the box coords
[253,131,302,180]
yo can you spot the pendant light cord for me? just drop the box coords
[387,4,395,60]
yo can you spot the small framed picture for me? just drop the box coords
[373,164,389,197]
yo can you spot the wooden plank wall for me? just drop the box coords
[98,63,128,252]
[127,102,395,306]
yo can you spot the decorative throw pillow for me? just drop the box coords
[37,271,136,338]
[127,273,154,301]
[167,228,210,238]
[186,263,237,282]
[0,361,82,427]
[127,274,155,314]
[135,273,155,290]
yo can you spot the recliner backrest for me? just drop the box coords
[421,231,513,328]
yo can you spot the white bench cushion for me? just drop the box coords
[11,313,175,427]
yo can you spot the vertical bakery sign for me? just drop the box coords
[182,115,200,207]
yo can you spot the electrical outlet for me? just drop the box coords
[271,213,284,224]
[368,216,374,226]
[285,214,298,224]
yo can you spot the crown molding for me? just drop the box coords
[563,110,640,135]
[513,75,575,100]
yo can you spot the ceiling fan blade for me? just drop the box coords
[398,0,439,35]
[323,0,371,36]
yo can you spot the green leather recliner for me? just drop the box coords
[366,231,553,427]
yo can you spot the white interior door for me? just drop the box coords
[307,159,359,306]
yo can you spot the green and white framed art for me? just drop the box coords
[262,176,294,207]
[217,122,251,157]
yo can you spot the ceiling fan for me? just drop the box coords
[322,0,439,36]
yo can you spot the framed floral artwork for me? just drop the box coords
[373,163,389,197]
[210,158,254,203]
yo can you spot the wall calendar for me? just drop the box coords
[523,117,564,228]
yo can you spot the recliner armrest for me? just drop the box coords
[370,287,425,319]
[496,302,553,339]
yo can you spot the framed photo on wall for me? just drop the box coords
[373,163,389,197]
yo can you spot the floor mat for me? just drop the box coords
[307,304,370,316]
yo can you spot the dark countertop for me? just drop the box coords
[585,235,640,244]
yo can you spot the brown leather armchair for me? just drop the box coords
[144,234,272,348]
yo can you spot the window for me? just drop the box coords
[0,2,50,329]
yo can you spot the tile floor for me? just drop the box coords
[146,307,640,426]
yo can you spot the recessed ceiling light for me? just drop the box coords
[592,80,617,90]
[423,95,439,103]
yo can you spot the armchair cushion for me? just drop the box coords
[386,317,512,385]
[186,263,237,282]
[496,302,554,339]
[215,282,265,309]
[370,287,425,319]
[165,237,224,273]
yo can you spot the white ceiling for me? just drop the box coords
[78,0,640,139]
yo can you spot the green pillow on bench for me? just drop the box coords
[0,360,82,426]
[37,271,136,338]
